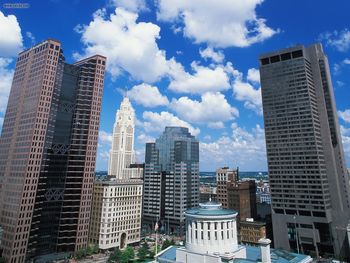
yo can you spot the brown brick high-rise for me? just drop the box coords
[0,39,106,262]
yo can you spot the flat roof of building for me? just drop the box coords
[240,220,266,226]
[95,177,143,185]
[157,246,312,263]
[235,246,312,263]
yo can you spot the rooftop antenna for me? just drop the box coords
[124,86,128,98]
[209,185,212,202]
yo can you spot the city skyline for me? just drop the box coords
[0,1,350,172]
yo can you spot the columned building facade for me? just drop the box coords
[260,43,350,259]
[184,202,241,256]
[89,179,143,250]
[156,202,313,263]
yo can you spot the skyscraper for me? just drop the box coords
[0,39,106,262]
[143,127,199,235]
[260,43,350,259]
[89,96,143,250]
[108,96,139,179]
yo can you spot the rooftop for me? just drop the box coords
[185,201,237,217]
[240,220,266,226]
[235,246,312,263]
[95,177,143,185]
[156,246,312,263]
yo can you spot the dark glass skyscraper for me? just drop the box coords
[260,44,350,259]
[0,39,106,262]
[143,127,199,235]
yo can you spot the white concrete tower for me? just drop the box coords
[108,96,135,178]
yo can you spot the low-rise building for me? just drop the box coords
[156,202,312,263]
[199,186,217,203]
[239,218,266,246]
[227,180,257,221]
[89,178,143,250]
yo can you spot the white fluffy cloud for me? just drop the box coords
[168,62,230,94]
[232,69,262,115]
[99,130,113,144]
[199,47,225,63]
[96,130,112,169]
[207,122,225,129]
[26,31,35,45]
[200,123,266,171]
[76,7,235,92]
[99,150,110,161]
[344,58,350,65]
[76,8,171,82]
[137,133,155,144]
[338,109,350,123]
[111,0,147,12]
[142,111,200,136]
[0,58,14,114]
[170,92,238,127]
[156,0,277,48]
[128,83,169,107]
[320,29,350,52]
[340,125,350,167]
[247,68,260,84]
[0,11,23,57]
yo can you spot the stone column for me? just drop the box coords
[197,221,202,245]
[192,221,196,245]
[203,221,208,246]
[187,220,191,244]
[217,221,222,246]
[223,220,228,242]
[232,219,238,247]
[210,222,215,246]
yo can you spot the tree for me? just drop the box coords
[124,246,135,261]
[142,242,149,250]
[148,250,155,259]
[75,248,87,259]
[161,239,172,250]
[86,245,93,256]
[92,244,99,254]
[108,248,122,263]
[86,244,99,255]
[108,247,135,263]
[137,245,148,261]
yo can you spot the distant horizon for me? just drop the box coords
[95,170,269,173]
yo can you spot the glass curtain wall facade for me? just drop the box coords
[0,39,106,262]
[143,127,199,235]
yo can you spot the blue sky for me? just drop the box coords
[0,0,350,171]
